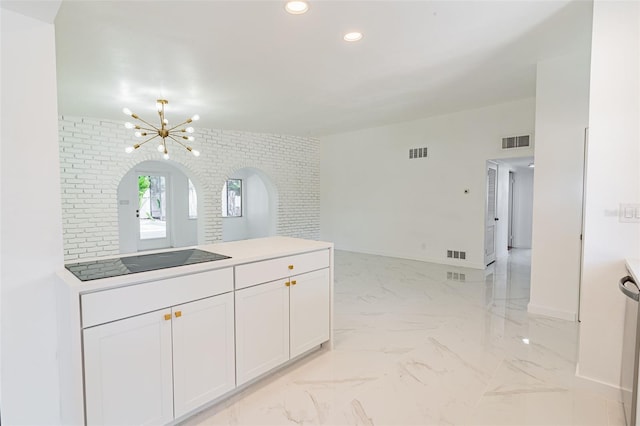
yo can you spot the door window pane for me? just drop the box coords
[222,179,242,217]
[188,179,197,219]
[139,175,167,240]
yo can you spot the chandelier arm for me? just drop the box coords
[135,116,161,131]
[168,135,191,150]
[167,120,192,132]
[137,134,160,147]
[135,125,157,132]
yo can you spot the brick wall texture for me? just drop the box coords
[59,116,320,261]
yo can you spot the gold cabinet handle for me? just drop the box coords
[291,280,297,285]
[285,281,291,287]
[288,265,294,270]
[175,311,182,318]
[164,314,171,321]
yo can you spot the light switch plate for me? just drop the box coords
[619,203,640,223]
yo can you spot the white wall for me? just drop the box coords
[512,167,534,248]
[59,117,319,261]
[578,0,640,389]
[320,98,535,269]
[117,161,198,253]
[1,4,63,424]
[529,52,591,321]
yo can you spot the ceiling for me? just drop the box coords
[54,0,592,137]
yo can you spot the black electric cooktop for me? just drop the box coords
[65,249,231,282]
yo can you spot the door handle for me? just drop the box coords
[619,276,639,301]
[136,209,140,218]
[494,217,499,221]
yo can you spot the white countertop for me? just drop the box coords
[626,258,640,284]
[58,236,333,294]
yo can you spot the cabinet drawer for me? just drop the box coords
[81,268,233,328]
[235,249,330,290]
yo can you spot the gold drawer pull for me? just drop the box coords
[291,280,297,285]
[164,314,171,321]
[285,281,291,287]
[288,265,294,270]
[175,311,182,318]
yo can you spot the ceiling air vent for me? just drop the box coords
[409,147,428,159]
[502,135,531,149]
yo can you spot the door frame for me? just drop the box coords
[508,170,515,250]
[484,161,499,266]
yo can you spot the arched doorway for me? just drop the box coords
[221,168,278,242]
[117,160,201,253]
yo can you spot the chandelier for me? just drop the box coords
[122,99,200,159]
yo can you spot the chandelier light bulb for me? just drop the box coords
[163,118,169,125]
[157,144,165,152]
[187,136,195,142]
[191,149,200,157]
[125,146,134,153]
[134,131,143,137]
[186,127,195,133]
[163,153,170,160]
[191,114,200,121]
[122,107,132,116]
[125,122,134,129]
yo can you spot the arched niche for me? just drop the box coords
[117,160,205,253]
[221,167,278,242]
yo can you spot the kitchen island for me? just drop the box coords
[56,236,334,425]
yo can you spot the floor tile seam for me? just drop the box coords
[460,356,510,425]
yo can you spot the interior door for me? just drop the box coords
[485,162,498,266]
[137,172,171,251]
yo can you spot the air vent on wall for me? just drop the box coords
[502,135,531,149]
[447,250,466,260]
[409,147,428,159]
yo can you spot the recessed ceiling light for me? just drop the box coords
[343,32,363,42]
[285,1,309,14]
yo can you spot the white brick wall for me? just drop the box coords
[59,116,320,261]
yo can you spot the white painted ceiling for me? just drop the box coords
[54,0,592,137]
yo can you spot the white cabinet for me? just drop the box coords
[59,239,334,426]
[172,293,235,418]
[83,309,174,426]
[235,250,331,385]
[83,291,235,425]
[290,268,331,358]
[235,280,290,385]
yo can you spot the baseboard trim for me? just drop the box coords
[575,363,623,401]
[527,303,577,322]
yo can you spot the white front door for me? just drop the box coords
[137,172,171,251]
[485,162,498,266]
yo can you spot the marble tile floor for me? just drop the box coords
[182,249,625,426]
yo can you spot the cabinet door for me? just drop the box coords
[83,309,174,426]
[235,279,290,385]
[290,268,331,358]
[172,292,236,418]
